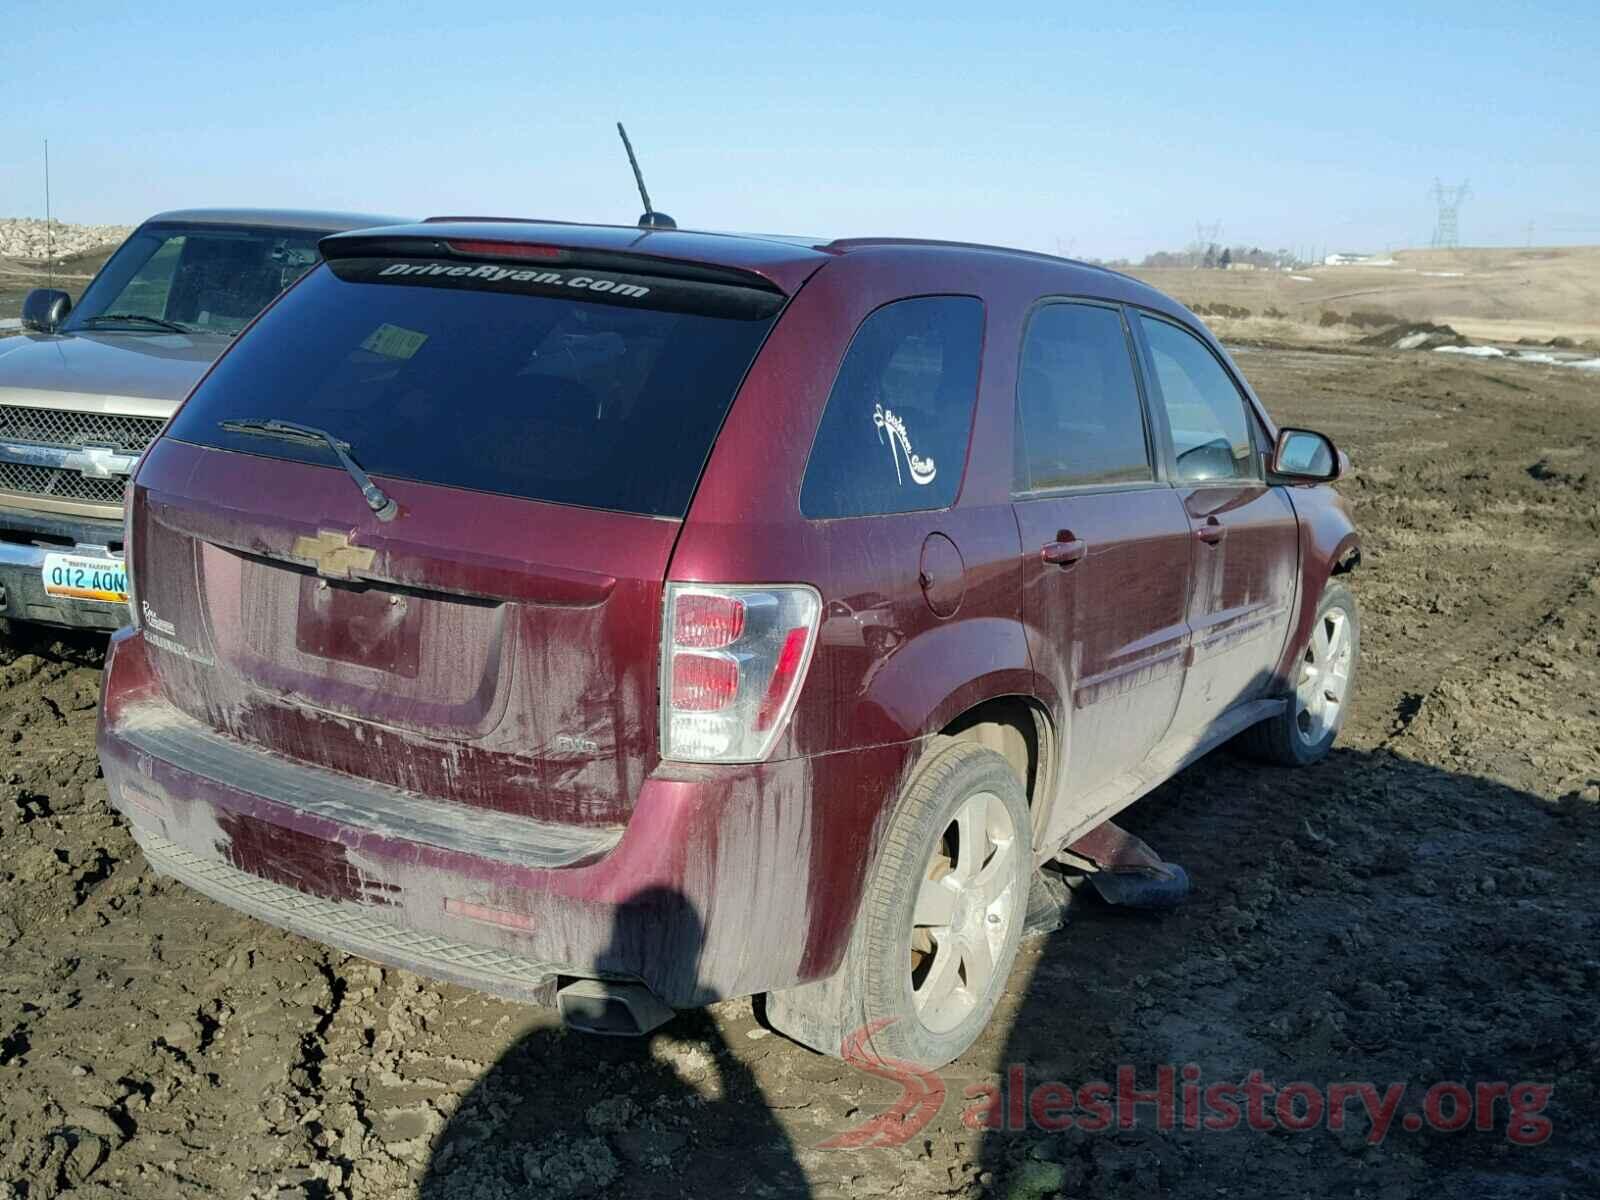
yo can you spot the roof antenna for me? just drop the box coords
[616,122,676,230]
[43,139,53,293]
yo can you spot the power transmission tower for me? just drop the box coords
[1428,179,1470,248]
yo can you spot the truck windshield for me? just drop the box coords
[63,223,324,337]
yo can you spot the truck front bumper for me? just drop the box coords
[0,506,128,631]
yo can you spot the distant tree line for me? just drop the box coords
[1130,245,1302,270]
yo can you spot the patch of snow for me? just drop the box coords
[1289,275,1314,282]
[0,318,19,331]
[1432,344,1600,372]
[1395,331,1435,350]
[1435,345,1506,358]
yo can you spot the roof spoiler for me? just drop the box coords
[320,231,788,294]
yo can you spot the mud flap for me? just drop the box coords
[762,966,860,1059]
[769,865,1076,1058]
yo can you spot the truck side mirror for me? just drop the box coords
[21,289,72,334]
[1269,428,1343,482]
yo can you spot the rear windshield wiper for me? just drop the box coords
[219,418,398,521]
[80,313,194,334]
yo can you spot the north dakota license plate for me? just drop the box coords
[42,552,128,604]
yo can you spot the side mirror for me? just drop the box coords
[21,289,72,334]
[1270,427,1343,482]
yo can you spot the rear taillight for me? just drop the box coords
[661,584,821,762]
[672,592,746,648]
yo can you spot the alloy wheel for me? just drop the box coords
[908,790,1019,1034]
[1295,606,1353,745]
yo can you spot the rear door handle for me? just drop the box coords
[1041,538,1087,566]
[1195,516,1226,545]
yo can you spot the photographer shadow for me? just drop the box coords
[420,886,813,1198]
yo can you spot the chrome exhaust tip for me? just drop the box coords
[556,979,675,1037]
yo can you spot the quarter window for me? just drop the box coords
[800,296,983,518]
[1015,302,1152,491]
[1139,316,1258,484]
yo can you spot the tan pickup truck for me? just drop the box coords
[0,208,401,630]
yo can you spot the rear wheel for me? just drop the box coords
[1240,582,1359,766]
[849,739,1031,1068]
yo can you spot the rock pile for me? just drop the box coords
[0,218,130,262]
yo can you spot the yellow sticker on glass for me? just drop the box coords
[361,323,429,359]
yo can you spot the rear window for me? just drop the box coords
[165,256,783,517]
[799,296,984,518]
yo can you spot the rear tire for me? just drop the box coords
[1240,581,1359,766]
[846,738,1032,1069]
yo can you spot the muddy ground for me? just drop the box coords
[0,343,1596,1199]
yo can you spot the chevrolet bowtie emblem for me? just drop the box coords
[68,444,139,480]
[291,529,376,580]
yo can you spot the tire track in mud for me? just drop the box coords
[1382,552,1600,750]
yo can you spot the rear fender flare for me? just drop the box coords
[855,616,1036,750]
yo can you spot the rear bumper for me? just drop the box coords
[0,506,127,630]
[98,628,912,1007]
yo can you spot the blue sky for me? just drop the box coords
[1,1,1594,260]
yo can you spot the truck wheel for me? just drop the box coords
[848,739,1032,1069]
[1240,582,1359,766]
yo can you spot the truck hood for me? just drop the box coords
[0,330,231,417]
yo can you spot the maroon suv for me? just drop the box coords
[98,220,1360,1068]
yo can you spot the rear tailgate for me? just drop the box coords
[131,448,673,825]
[129,232,807,826]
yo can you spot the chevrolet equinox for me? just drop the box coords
[98,219,1360,1068]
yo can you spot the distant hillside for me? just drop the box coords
[1126,245,1600,345]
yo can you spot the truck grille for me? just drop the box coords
[0,405,165,454]
[0,462,125,506]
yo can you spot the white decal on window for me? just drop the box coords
[375,261,651,299]
[873,403,937,486]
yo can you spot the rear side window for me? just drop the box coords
[800,296,983,518]
[1015,302,1152,490]
[1139,315,1258,484]
[165,257,783,517]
